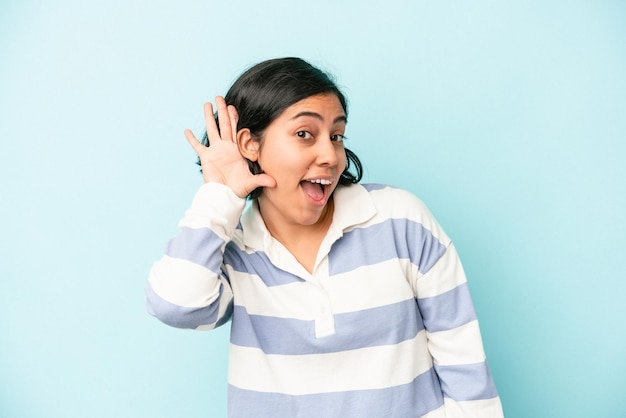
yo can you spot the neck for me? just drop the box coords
[259,198,334,244]
[257,199,334,273]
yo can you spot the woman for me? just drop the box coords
[146,57,504,417]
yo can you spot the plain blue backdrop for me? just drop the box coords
[1,1,625,417]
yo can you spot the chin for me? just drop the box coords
[296,211,325,226]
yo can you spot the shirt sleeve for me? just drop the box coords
[414,242,504,417]
[145,182,246,330]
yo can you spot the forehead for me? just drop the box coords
[281,93,346,121]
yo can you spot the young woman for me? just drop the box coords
[146,57,504,417]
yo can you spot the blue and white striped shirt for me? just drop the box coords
[147,182,503,417]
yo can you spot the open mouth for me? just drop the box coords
[300,179,332,203]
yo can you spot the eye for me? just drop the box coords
[330,134,345,142]
[296,130,313,139]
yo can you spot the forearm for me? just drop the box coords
[416,243,503,417]
[146,182,245,330]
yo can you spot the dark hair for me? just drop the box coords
[199,57,363,199]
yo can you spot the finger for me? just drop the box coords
[215,96,233,142]
[234,174,274,199]
[204,102,220,143]
[254,173,277,189]
[241,173,277,197]
[184,129,205,155]
[227,105,238,143]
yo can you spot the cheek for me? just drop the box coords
[257,148,300,178]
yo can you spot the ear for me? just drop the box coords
[237,128,260,161]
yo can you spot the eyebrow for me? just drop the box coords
[291,111,348,124]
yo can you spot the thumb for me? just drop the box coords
[238,173,277,198]
[252,173,277,190]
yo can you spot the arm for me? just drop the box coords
[146,97,276,330]
[415,242,504,417]
[146,182,244,329]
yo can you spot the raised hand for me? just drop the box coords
[184,96,276,199]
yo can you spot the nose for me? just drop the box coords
[316,136,339,167]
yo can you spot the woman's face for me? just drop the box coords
[255,93,347,230]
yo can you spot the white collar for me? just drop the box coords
[239,183,376,252]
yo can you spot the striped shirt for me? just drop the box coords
[146,182,504,417]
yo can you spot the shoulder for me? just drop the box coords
[356,183,450,245]
[359,183,430,215]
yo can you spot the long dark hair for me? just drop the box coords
[200,57,363,198]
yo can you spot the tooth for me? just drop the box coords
[308,179,332,185]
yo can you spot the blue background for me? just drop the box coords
[1,1,625,417]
